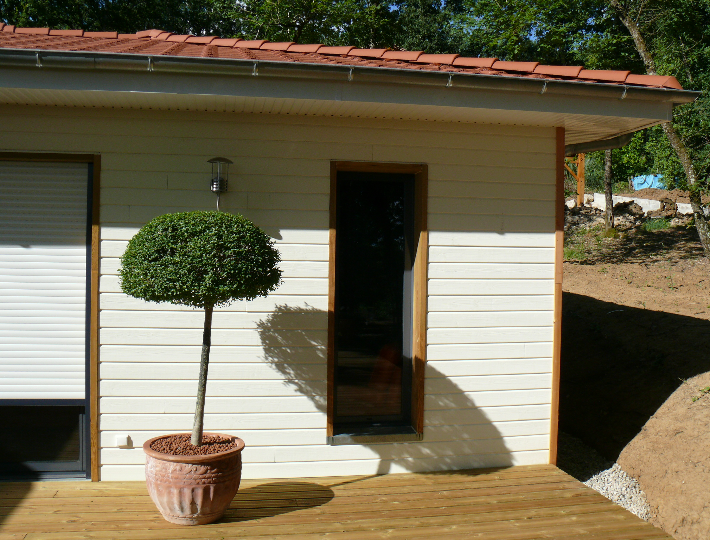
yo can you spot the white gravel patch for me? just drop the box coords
[557,432,652,521]
[584,463,652,520]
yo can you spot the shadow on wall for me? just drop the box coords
[256,304,514,474]
[560,292,710,461]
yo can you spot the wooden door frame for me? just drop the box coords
[0,152,101,480]
[327,161,428,438]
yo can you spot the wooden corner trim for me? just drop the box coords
[326,162,337,437]
[550,127,565,465]
[90,155,101,481]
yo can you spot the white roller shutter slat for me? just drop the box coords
[0,161,89,400]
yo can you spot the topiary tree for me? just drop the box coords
[120,211,281,446]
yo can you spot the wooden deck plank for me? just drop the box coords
[2,465,671,540]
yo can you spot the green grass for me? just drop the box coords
[642,218,671,232]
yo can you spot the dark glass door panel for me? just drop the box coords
[334,172,414,433]
[0,404,87,477]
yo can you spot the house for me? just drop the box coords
[0,25,696,481]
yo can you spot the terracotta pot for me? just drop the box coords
[143,433,245,525]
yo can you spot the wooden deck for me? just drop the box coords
[0,465,671,539]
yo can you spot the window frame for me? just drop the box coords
[327,161,428,442]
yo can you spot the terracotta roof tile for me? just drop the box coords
[260,42,294,51]
[287,43,323,53]
[234,39,267,49]
[626,74,683,89]
[348,48,388,58]
[416,53,458,65]
[0,25,687,91]
[534,65,583,77]
[491,60,539,73]
[15,27,50,35]
[49,29,84,37]
[212,38,241,47]
[166,34,191,43]
[453,57,497,68]
[578,69,630,82]
[186,36,215,44]
[84,31,119,39]
[382,50,423,62]
[318,45,354,55]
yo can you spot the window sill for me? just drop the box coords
[327,427,422,446]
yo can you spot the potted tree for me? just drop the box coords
[119,210,281,525]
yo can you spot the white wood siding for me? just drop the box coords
[0,105,556,480]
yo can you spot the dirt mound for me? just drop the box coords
[618,372,710,539]
[617,187,710,205]
[561,218,710,540]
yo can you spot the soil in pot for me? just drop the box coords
[144,433,245,526]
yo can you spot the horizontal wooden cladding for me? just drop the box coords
[428,342,553,361]
[100,362,325,380]
[426,373,553,394]
[99,345,323,363]
[101,206,329,228]
[429,246,555,263]
[429,179,556,200]
[428,213,554,233]
[1,113,556,153]
[100,435,550,466]
[98,420,549,452]
[101,240,328,259]
[101,226,327,244]
[99,379,327,398]
[428,231,555,248]
[100,450,552,479]
[430,197,555,218]
[428,295,553,312]
[99,293,328,312]
[99,309,327,329]
[427,358,551,376]
[428,310,554,328]
[426,389,552,409]
[428,327,553,345]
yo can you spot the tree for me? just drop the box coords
[120,211,281,445]
[607,0,710,256]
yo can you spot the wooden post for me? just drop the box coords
[576,153,585,207]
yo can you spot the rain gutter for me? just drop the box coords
[0,48,700,106]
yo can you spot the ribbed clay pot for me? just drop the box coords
[143,433,245,525]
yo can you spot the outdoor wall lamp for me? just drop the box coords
[208,157,232,211]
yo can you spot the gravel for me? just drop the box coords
[557,432,652,521]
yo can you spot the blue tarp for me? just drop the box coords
[632,174,663,190]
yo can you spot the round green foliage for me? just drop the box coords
[120,211,281,308]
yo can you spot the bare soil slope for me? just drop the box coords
[561,205,710,540]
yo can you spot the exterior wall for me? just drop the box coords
[0,105,557,480]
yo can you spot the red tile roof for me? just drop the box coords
[0,24,685,90]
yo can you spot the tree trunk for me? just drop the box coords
[609,0,710,257]
[191,304,213,446]
[604,149,614,231]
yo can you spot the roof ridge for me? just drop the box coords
[0,23,684,90]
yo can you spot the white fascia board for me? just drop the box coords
[0,49,695,144]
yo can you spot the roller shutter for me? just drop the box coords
[0,161,90,400]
